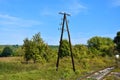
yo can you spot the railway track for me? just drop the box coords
[78,66,114,80]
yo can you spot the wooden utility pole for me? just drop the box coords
[56,12,75,72]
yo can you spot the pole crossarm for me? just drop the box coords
[59,12,71,16]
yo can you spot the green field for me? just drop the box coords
[0,56,116,80]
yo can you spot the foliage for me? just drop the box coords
[22,32,55,63]
[49,45,58,51]
[0,45,22,57]
[0,46,13,57]
[59,39,70,58]
[22,38,33,62]
[87,36,114,56]
[73,44,89,59]
[0,49,2,55]
[11,45,23,56]
[114,31,120,53]
[13,47,24,56]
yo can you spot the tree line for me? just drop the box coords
[0,31,120,63]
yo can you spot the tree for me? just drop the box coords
[31,32,49,63]
[87,36,114,56]
[59,39,70,58]
[22,32,53,63]
[22,38,33,63]
[114,31,120,53]
[1,46,13,57]
[0,49,2,56]
[13,47,24,56]
[73,44,89,59]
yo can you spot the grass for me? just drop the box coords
[0,56,115,80]
[0,62,78,80]
[0,57,22,62]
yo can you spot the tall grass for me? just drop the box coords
[0,62,41,74]
[0,56,115,80]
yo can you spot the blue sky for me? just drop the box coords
[0,0,120,45]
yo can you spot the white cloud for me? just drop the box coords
[0,14,41,44]
[60,0,87,15]
[40,0,87,16]
[112,0,120,7]
[67,1,87,15]
[0,14,41,28]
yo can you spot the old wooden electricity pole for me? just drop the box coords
[56,12,75,72]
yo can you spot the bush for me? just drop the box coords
[1,46,13,57]
[59,39,70,58]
